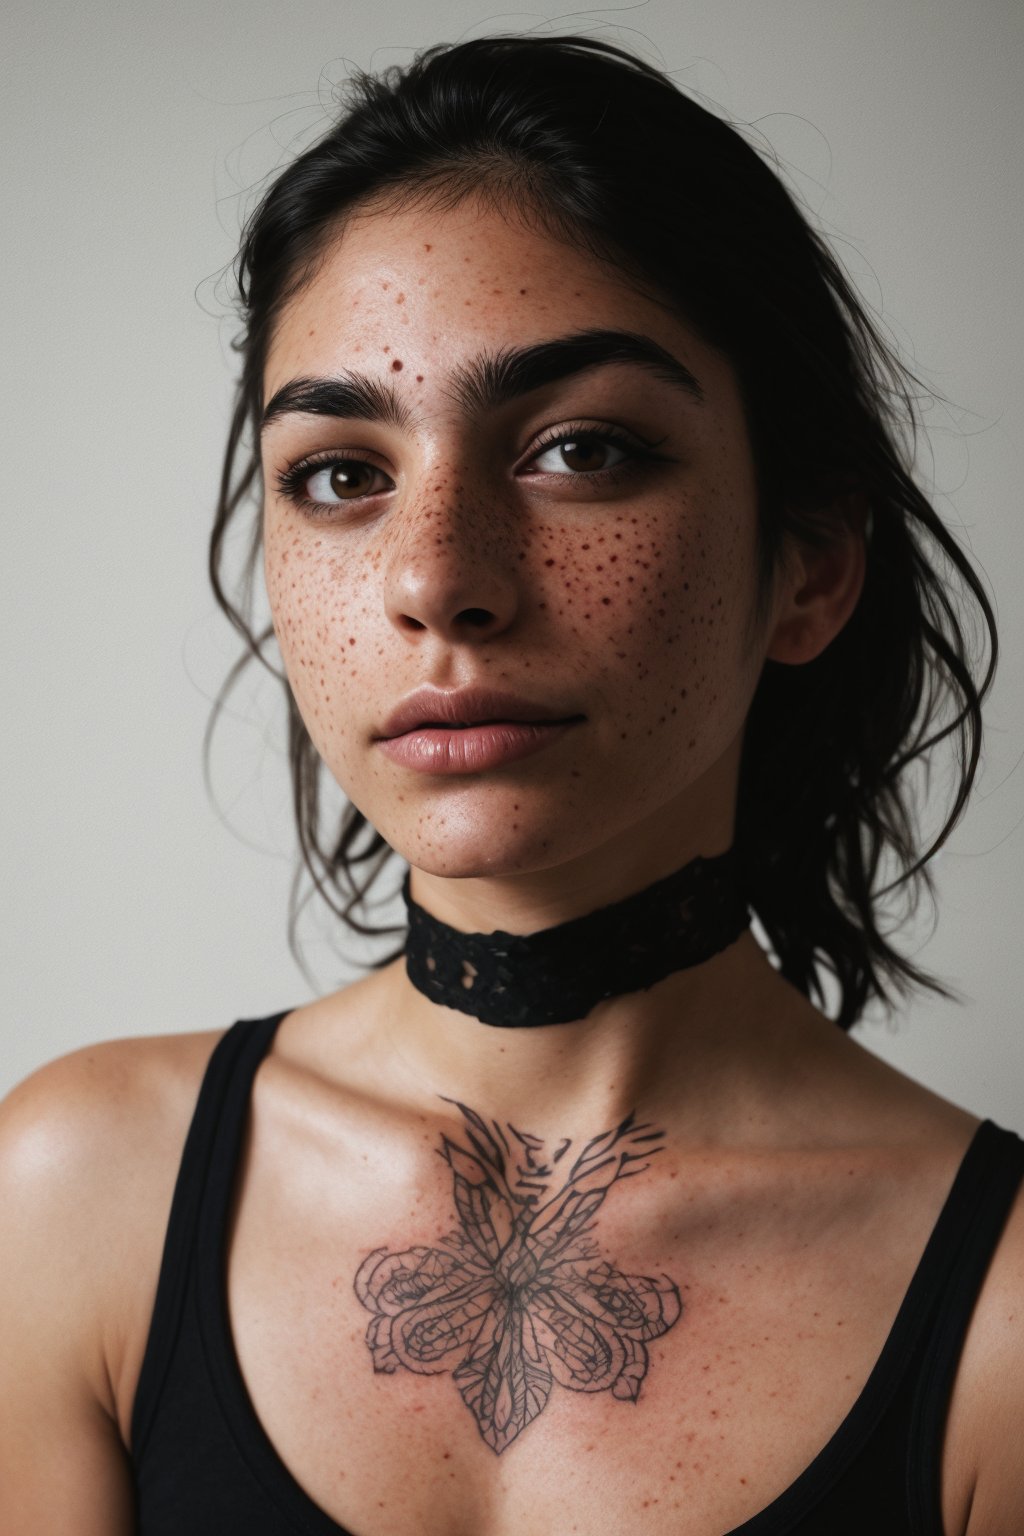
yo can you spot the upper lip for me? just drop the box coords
[375,686,585,740]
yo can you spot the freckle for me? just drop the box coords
[396,293,405,304]
[391,358,403,370]
[424,243,432,251]
[416,374,424,382]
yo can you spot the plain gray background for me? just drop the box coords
[3,0,1022,1124]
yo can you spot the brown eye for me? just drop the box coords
[558,438,610,472]
[325,461,378,498]
[287,458,390,506]
[530,431,629,477]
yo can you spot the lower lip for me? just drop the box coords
[376,719,582,774]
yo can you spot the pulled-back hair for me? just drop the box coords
[207,32,997,1031]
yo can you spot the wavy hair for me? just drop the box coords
[206,33,997,1030]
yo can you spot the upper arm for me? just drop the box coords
[0,1045,146,1535]
[951,1180,1024,1534]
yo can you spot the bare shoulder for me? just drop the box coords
[944,1156,1024,1533]
[0,1026,229,1437]
[0,1025,229,1201]
[1,1024,228,1125]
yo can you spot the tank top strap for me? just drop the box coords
[129,1010,292,1463]
[907,1118,1024,1530]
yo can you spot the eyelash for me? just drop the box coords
[272,423,670,518]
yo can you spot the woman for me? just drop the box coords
[1,31,1021,1536]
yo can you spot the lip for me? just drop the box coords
[376,719,580,774]
[374,688,583,774]
[375,686,585,741]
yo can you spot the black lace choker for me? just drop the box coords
[400,847,751,1027]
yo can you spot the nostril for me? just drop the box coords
[457,608,496,628]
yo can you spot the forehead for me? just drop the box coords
[263,199,716,401]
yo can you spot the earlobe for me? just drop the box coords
[765,499,869,666]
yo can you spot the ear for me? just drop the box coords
[764,496,870,666]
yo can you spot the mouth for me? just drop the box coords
[376,686,584,742]
[410,717,569,732]
[376,716,584,774]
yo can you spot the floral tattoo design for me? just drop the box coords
[353,1100,682,1454]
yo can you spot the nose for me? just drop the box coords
[382,475,521,643]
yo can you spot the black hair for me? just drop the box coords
[207,32,997,1031]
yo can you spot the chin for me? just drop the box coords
[380,812,603,884]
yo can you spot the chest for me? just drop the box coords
[210,1118,963,1536]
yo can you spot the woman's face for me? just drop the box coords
[260,197,783,887]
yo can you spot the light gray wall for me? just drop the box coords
[3,0,1022,1126]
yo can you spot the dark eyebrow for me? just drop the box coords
[261,373,411,433]
[259,327,704,434]
[448,328,705,414]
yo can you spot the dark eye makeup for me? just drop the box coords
[271,422,673,519]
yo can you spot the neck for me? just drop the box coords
[375,919,800,1143]
[402,846,750,1029]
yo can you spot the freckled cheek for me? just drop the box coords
[546,494,751,744]
[541,505,714,636]
[263,538,366,735]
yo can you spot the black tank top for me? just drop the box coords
[129,1010,1024,1535]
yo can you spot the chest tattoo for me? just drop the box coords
[353,1100,683,1453]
